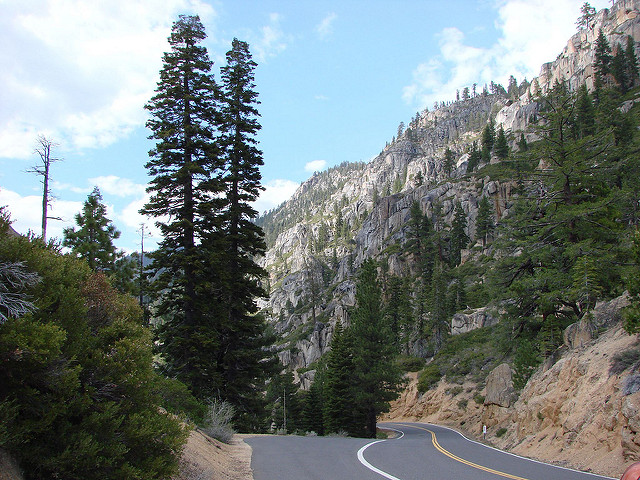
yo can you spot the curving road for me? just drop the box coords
[246,422,616,480]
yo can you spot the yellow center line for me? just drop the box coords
[393,423,531,480]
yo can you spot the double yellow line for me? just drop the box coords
[393,423,530,480]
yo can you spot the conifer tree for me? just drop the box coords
[323,321,356,434]
[612,44,629,92]
[594,29,612,88]
[494,125,509,159]
[349,259,401,437]
[385,275,413,352]
[63,187,121,272]
[625,36,639,87]
[475,195,494,247]
[481,120,496,162]
[450,201,469,267]
[141,15,222,398]
[211,38,277,430]
[575,84,595,138]
[467,141,482,172]
[443,147,455,176]
[576,2,596,30]
[517,133,528,152]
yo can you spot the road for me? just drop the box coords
[246,422,617,480]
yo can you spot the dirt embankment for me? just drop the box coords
[172,430,253,480]
[382,323,640,479]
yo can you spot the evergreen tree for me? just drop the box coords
[576,2,596,30]
[300,365,325,435]
[385,275,413,352]
[443,147,455,176]
[518,133,529,152]
[494,125,509,159]
[625,36,639,87]
[141,15,223,397]
[323,321,356,434]
[63,187,121,272]
[575,84,595,138]
[211,38,278,430]
[517,133,528,152]
[507,75,518,100]
[450,201,469,267]
[624,230,640,334]
[467,141,482,172]
[349,259,401,437]
[406,201,434,283]
[611,44,629,92]
[495,81,624,335]
[594,29,612,87]
[475,196,494,247]
[427,260,450,349]
[481,119,496,163]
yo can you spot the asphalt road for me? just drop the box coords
[246,422,617,480]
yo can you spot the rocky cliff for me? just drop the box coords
[258,0,640,380]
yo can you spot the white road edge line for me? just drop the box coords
[400,423,617,480]
[356,428,405,480]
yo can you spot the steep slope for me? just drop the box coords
[382,296,640,478]
[258,0,640,386]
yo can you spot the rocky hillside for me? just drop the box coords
[382,294,640,479]
[258,0,640,387]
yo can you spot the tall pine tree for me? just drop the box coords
[349,259,401,437]
[212,38,277,430]
[141,15,223,397]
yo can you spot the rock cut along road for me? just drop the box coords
[246,422,616,480]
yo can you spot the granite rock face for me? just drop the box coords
[259,0,640,377]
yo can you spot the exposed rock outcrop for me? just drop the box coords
[451,307,498,336]
[384,293,640,478]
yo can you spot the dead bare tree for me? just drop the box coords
[28,135,62,241]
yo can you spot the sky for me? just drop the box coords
[0,0,610,253]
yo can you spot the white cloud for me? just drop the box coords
[316,12,337,39]
[252,13,291,63]
[0,0,217,159]
[0,186,81,241]
[253,179,299,214]
[403,0,610,109]
[89,175,147,198]
[305,160,327,172]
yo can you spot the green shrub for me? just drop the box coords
[447,386,464,396]
[609,348,640,376]
[496,427,507,437]
[473,393,485,404]
[457,399,468,410]
[396,355,426,372]
[417,364,441,393]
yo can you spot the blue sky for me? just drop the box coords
[0,0,609,252]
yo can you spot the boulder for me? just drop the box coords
[451,307,498,335]
[484,363,515,408]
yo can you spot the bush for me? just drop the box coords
[396,355,426,372]
[154,375,207,424]
[200,399,236,444]
[496,427,507,437]
[609,348,640,376]
[417,364,441,393]
[447,386,464,396]
[473,393,485,404]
